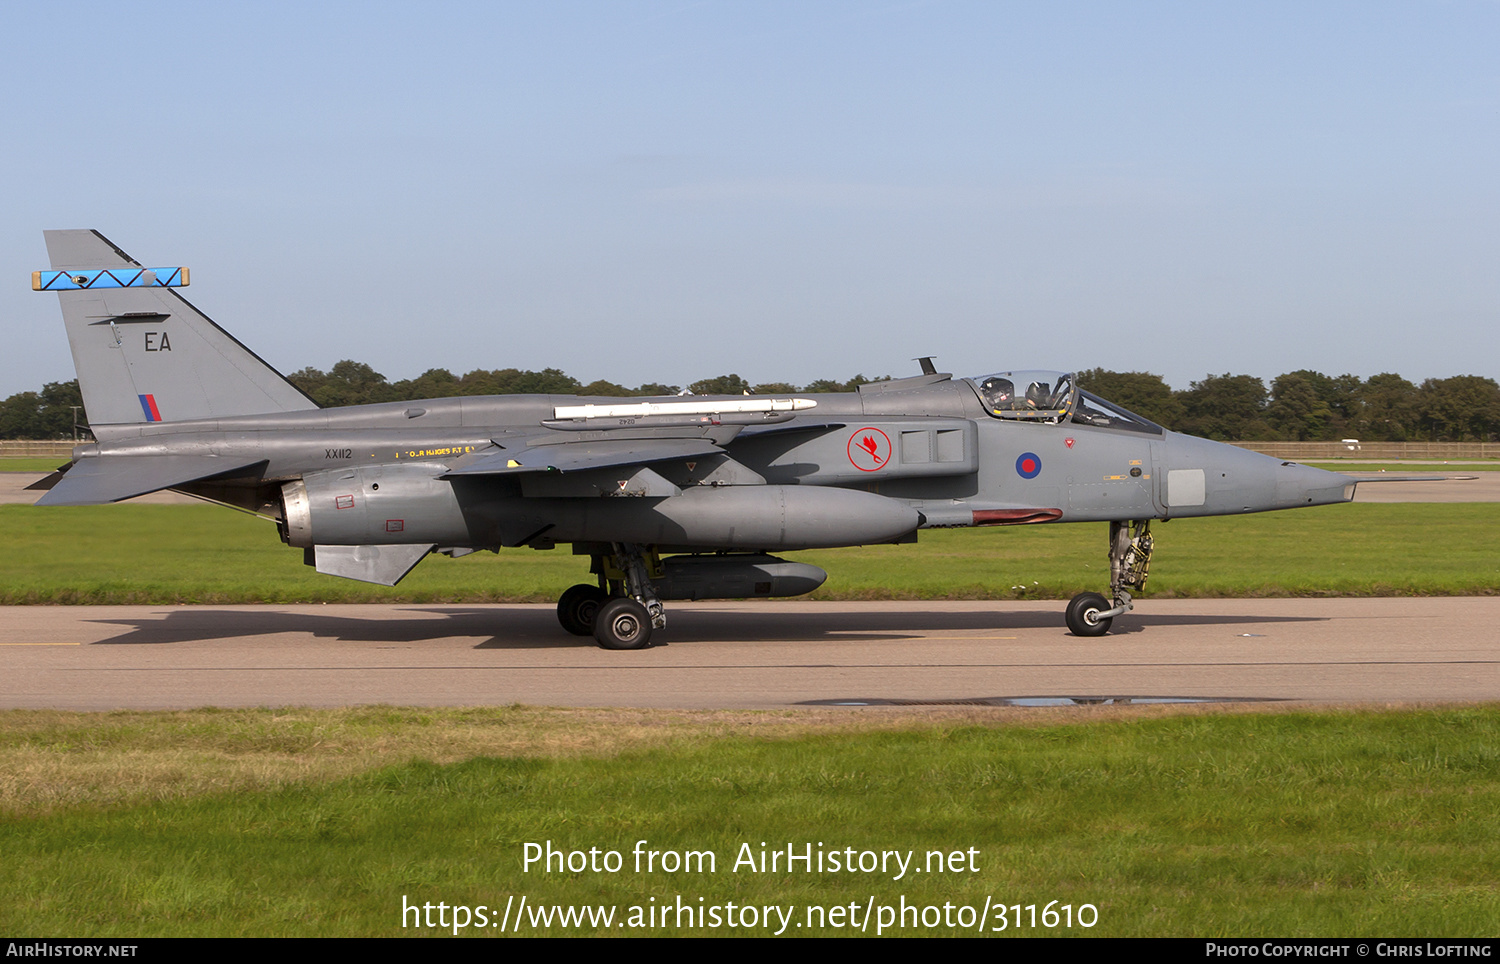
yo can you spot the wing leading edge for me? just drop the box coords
[441,437,727,477]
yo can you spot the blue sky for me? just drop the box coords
[4,1,1496,397]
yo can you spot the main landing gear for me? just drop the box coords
[556,543,666,650]
[1066,520,1153,637]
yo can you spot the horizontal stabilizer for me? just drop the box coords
[33,455,267,506]
[443,438,723,477]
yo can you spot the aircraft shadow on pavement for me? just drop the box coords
[662,608,1325,641]
[83,605,1327,648]
[86,608,573,649]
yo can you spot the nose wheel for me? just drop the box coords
[1067,520,1152,637]
[1065,592,1112,637]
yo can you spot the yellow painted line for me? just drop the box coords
[0,642,82,646]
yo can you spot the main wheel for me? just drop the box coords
[593,597,653,650]
[1065,592,1113,637]
[557,584,608,636]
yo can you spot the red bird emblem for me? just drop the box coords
[858,435,884,464]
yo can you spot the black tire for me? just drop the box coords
[557,584,608,636]
[593,597,653,650]
[1065,592,1113,637]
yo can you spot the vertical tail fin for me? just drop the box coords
[42,230,316,430]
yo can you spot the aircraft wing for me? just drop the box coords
[33,455,267,506]
[441,437,726,477]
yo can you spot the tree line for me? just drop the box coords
[280,361,888,408]
[3,362,1497,443]
[1074,369,1500,443]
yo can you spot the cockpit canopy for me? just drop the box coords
[967,369,1164,434]
[971,370,1076,420]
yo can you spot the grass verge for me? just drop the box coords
[0,458,69,472]
[2,502,1496,603]
[1,705,1497,936]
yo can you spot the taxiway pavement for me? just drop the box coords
[2,598,1497,710]
[1346,472,1499,502]
[3,471,1495,711]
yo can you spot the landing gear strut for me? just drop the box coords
[1066,520,1153,637]
[555,543,666,650]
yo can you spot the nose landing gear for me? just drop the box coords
[1066,520,1152,637]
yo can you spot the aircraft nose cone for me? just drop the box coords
[1162,432,1357,515]
[1274,460,1357,508]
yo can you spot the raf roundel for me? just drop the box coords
[1015,452,1042,479]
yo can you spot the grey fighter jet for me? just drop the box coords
[31,230,1357,648]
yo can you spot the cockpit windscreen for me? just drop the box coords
[1069,391,1163,434]
[971,371,1076,421]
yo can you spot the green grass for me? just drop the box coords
[0,458,69,472]
[2,706,1498,936]
[2,502,1497,603]
[796,503,1500,599]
